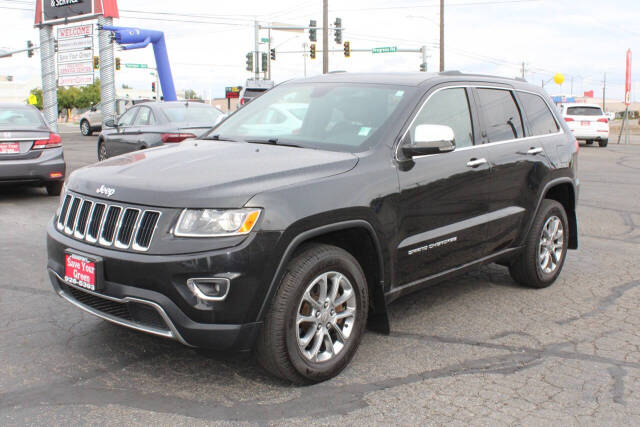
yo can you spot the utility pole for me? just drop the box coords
[570,76,573,96]
[267,27,272,80]
[323,0,329,74]
[439,0,444,71]
[521,62,525,79]
[254,20,260,80]
[602,72,606,112]
[422,45,428,72]
[303,42,308,78]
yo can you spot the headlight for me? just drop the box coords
[174,208,261,237]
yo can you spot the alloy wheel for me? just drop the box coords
[295,271,356,363]
[538,215,564,274]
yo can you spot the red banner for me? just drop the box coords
[584,90,594,98]
[625,49,632,106]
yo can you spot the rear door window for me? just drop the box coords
[132,107,152,126]
[118,108,138,127]
[518,92,559,135]
[566,106,603,116]
[476,88,524,142]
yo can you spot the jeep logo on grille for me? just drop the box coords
[96,185,115,197]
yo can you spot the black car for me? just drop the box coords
[0,103,65,195]
[47,72,579,384]
[97,101,225,160]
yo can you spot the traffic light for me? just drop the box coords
[93,56,100,70]
[343,41,350,58]
[334,18,342,44]
[151,82,156,93]
[115,57,121,71]
[27,40,34,58]
[420,63,427,72]
[245,52,253,72]
[310,43,316,60]
[309,20,317,42]
[261,52,268,72]
[270,48,276,61]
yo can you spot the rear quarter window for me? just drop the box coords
[518,92,559,136]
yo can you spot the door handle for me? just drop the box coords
[527,147,543,155]
[466,158,488,168]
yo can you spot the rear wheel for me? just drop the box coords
[509,199,569,288]
[45,181,63,196]
[585,140,594,145]
[256,244,368,384]
[80,120,92,136]
[599,139,608,147]
[98,140,108,161]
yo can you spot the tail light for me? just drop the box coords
[564,117,574,122]
[597,118,608,123]
[161,133,196,143]
[32,133,62,149]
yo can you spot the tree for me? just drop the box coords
[28,88,43,110]
[184,89,201,100]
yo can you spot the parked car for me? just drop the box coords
[0,103,65,195]
[237,103,308,136]
[97,101,225,160]
[47,72,579,384]
[561,103,609,147]
[240,79,275,106]
[79,99,150,136]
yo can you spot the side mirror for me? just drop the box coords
[403,124,456,157]
[90,105,97,112]
[104,119,116,128]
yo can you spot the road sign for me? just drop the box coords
[372,46,397,54]
[125,63,149,69]
[261,37,270,43]
[58,36,93,52]
[625,49,632,106]
[57,50,93,63]
[59,61,93,76]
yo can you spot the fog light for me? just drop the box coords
[187,278,230,301]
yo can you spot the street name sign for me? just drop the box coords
[372,46,398,54]
[125,63,149,69]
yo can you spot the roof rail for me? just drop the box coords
[439,70,462,75]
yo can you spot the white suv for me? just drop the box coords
[561,103,609,147]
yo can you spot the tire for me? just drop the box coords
[509,199,569,288]
[80,120,92,136]
[45,181,63,196]
[598,139,608,147]
[585,140,594,145]
[256,243,369,384]
[98,140,108,161]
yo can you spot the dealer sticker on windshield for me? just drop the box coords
[358,127,372,136]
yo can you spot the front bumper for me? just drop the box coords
[0,147,65,184]
[47,220,283,350]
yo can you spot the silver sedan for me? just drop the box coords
[0,103,66,196]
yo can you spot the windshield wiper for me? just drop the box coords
[245,137,304,148]
[206,134,238,142]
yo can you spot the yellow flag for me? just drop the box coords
[28,94,37,105]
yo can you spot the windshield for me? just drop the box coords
[211,83,412,152]
[162,106,223,123]
[0,107,45,127]
[566,106,603,116]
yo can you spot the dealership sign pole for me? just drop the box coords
[618,49,632,144]
[34,1,119,132]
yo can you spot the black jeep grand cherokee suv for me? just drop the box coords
[47,72,579,383]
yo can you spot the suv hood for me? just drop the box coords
[66,140,358,208]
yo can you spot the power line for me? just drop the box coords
[333,0,544,12]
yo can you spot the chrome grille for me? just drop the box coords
[56,192,161,252]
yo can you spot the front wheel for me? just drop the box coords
[98,140,108,161]
[45,181,63,196]
[256,244,369,384]
[599,139,608,147]
[80,120,92,136]
[509,199,569,288]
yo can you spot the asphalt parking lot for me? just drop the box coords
[1,128,640,425]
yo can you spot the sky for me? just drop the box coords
[0,0,639,101]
